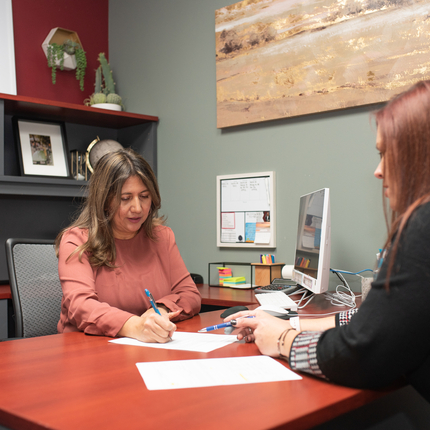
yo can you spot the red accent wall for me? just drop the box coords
[12,0,109,105]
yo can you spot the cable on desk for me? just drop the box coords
[298,310,343,318]
[325,269,358,309]
[296,289,315,309]
[285,267,369,311]
[324,286,357,309]
[330,268,374,276]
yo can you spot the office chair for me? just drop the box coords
[5,238,62,338]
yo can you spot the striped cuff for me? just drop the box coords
[337,309,358,326]
[289,331,325,377]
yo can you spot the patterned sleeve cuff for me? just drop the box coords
[336,309,359,326]
[289,331,325,377]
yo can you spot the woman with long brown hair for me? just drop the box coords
[56,148,201,342]
[226,80,430,404]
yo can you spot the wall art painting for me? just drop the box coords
[216,0,430,128]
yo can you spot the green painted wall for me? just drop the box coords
[109,0,386,291]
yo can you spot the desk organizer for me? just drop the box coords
[208,262,254,288]
[251,263,285,286]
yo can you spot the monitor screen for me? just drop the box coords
[292,188,331,294]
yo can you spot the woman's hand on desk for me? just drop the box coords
[225,310,294,358]
[118,308,181,343]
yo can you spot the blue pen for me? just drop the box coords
[145,289,161,315]
[198,316,255,333]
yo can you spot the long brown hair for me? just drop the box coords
[374,80,430,284]
[55,148,164,267]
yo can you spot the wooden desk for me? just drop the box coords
[0,284,11,300]
[197,283,361,314]
[0,283,255,307]
[197,283,258,307]
[0,283,358,311]
[0,284,11,339]
[0,307,384,430]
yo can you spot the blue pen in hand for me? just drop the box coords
[198,316,255,333]
[145,289,161,315]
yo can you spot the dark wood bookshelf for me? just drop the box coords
[0,93,158,197]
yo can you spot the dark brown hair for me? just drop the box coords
[374,80,430,284]
[55,148,164,267]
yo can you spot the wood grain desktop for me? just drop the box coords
[0,297,390,430]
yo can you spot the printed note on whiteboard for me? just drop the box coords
[221,212,245,243]
[254,222,271,244]
[221,177,270,212]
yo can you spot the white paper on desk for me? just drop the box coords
[136,355,302,390]
[109,331,237,353]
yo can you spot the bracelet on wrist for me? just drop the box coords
[277,328,294,362]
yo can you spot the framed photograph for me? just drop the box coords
[13,118,70,178]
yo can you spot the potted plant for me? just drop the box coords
[84,53,123,111]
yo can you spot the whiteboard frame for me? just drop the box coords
[0,0,17,95]
[217,171,276,248]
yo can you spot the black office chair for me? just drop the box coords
[5,238,62,338]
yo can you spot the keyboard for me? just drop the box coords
[254,284,299,294]
[255,291,298,311]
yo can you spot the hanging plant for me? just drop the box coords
[46,43,65,85]
[46,40,87,91]
[74,47,87,91]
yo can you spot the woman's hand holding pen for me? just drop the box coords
[225,310,295,358]
[118,309,181,343]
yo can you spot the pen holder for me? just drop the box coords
[251,263,284,287]
[361,277,373,301]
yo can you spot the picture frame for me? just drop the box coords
[216,0,430,128]
[13,118,70,178]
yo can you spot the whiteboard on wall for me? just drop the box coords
[0,0,17,95]
[217,171,276,248]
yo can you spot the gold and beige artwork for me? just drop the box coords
[216,0,430,128]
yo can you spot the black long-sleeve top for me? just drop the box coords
[289,201,430,403]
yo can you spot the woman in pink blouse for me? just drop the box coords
[55,148,201,342]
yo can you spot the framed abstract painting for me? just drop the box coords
[216,0,430,128]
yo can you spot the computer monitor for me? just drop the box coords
[292,188,331,294]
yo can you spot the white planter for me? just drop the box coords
[41,27,83,71]
[91,103,122,111]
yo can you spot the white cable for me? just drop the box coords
[298,310,343,318]
[324,283,356,309]
[285,274,358,311]
[296,290,315,309]
[283,287,315,310]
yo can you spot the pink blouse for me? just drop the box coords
[57,225,201,337]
